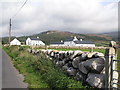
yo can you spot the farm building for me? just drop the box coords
[10,38,21,45]
[50,42,64,46]
[26,37,45,46]
[73,40,95,47]
[64,36,78,46]
[50,36,95,47]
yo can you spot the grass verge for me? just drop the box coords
[3,46,89,89]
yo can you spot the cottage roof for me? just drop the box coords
[50,42,64,44]
[30,37,41,40]
[65,37,74,41]
[74,40,94,44]
[11,38,19,41]
[65,36,78,41]
[10,38,21,42]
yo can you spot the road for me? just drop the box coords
[2,48,28,88]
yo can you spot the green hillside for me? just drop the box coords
[2,30,113,46]
[100,31,118,41]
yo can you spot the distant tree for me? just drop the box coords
[2,40,5,44]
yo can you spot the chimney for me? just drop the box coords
[73,36,78,41]
[61,40,63,42]
[80,39,83,41]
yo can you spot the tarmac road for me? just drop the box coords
[2,48,28,88]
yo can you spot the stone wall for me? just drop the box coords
[28,49,105,88]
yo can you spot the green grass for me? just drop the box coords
[3,46,48,88]
[117,49,120,60]
[3,46,89,89]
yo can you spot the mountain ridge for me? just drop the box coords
[2,30,115,46]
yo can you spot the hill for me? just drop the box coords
[2,30,114,46]
[99,31,118,41]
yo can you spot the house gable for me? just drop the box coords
[26,37,45,46]
[10,38,21,45]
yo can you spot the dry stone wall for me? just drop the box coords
[27,49,105,88]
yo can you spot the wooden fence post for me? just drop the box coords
[90,47,93,52]
[105,47,116,89]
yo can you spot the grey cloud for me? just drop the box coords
[1,0,118,36]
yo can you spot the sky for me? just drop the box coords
[0,0,119,37]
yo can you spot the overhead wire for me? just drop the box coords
[9,0,28,38]
[11,0,28,19]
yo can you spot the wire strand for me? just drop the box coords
[11,0,28,19]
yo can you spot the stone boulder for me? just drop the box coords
[70,50,83,59]
[68,51,74,56]
[75,71,87,81]
[59,51,65,60]
[56,60,65,67]
[87,52,98,58]
[63,58,71,63]
[54,54,60,59]
[47,50,53,55]
[67,61,73,67]
[62,64,69,71]
[80,52,89,61]
[72,56,81,68]
[84,58,105,73]
[41,49,47,54]
[66,67,77,76]
[93,52,104,58]
[64,51,69,58]
[50,51,54,57]
[78,62,89,74]
[86,73,105,88]
[28,49,32,53]
[32,50,36,55]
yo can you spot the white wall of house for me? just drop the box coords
[10,38,21,45]
[64,41,75,46]
[64,41,95,47]
[26,38,45,46]
[50,44,65,46]
[26,38,31,45]
[75,44,95,47]
[31,40,45,46]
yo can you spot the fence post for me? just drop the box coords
[105,47,116,89]
[90,47,93,52]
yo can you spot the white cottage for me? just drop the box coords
[64,37,95,47]
[74,40,95,47]
[26,37,45,46]
[50,36,95,47]
[10,38,21,45]
[64,36,78,46]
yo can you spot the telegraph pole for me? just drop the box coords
[9,19,12,45]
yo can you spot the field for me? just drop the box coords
[117,49,120,60]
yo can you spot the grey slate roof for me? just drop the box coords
[74,40,94,44]
[65,37,74,41]
[50,42,64,44]
[30,37,40,40]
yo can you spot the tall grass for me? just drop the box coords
[3,46,89,89]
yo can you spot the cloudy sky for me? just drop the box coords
[1,0,119,37]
